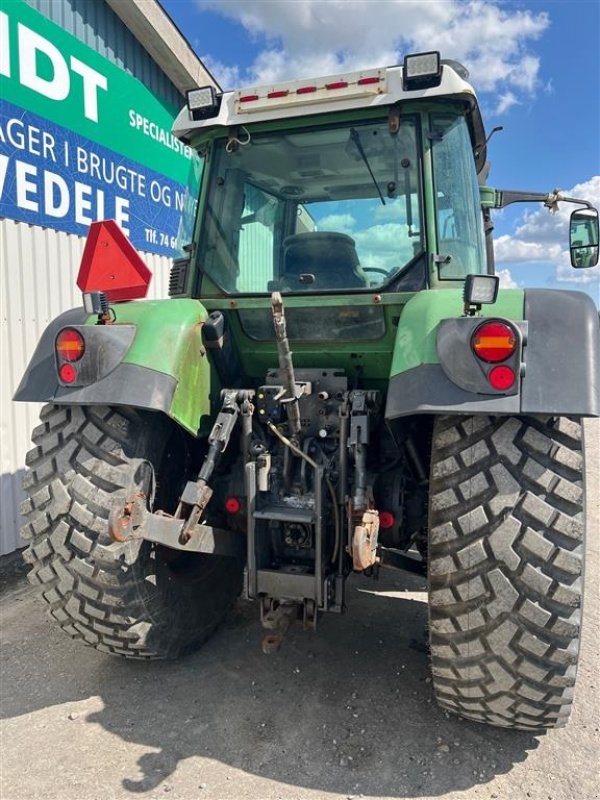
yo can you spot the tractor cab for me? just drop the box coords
[173,55,489,301]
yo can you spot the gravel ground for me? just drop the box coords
[1,420,598,800]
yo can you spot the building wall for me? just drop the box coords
[25,0,182,108]
[0,220,172,555]
[0,0,194,555]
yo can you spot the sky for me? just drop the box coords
[162,0,600,304]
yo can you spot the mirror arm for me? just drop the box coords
[551,195,594,210]
[495,188,594,212]
[494,189,594,213]
[495,190,548,208]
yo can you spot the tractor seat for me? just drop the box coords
[281,232,366,290]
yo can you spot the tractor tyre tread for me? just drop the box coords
[21,404,242,660]
[428,415,584,730]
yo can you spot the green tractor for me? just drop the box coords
[15,52,600,730]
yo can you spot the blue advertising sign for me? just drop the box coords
[0,99,199,257]
[0,1,203,257]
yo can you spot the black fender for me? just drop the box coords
[14,308,177,416]
[385,289,599,418]
[521,289,599,415]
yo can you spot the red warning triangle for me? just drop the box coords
[77,220,152,302]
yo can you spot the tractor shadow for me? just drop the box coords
[1,568,539,798]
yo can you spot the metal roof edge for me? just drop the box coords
[173,63,479,139]
[105,0,220,95]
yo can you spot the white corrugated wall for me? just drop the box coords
[0,218,171,555]
[1,0,194,555]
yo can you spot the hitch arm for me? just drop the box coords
[177,389,249,543]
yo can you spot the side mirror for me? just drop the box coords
[570,208,599,268]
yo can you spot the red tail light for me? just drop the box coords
[472,321,517,363]
[489,365,516,390]
[56,329,85,362]
[239,94,259,103]
[296,85,317,95]
[267,90,289,99]
[358,76,380,86]
[58,363,78,384]
[326,81,349,90]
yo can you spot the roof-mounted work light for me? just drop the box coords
[403,51,442,91]
[187,86,220,120]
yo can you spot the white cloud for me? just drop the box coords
[199,0,549,106]
[308,213,414,269]
[354,223,408,250]
[494,91,519,116]
[495,175,600,289]
[374,202,410,222]
[317,213,356,234]
[494,236,563,263]
[554,262,600,286]
[200,56,241,91]
[353,222,414,267]
[497,268,518,289]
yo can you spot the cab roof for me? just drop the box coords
[173,60,488,173]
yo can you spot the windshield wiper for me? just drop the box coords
[350,127,385,206]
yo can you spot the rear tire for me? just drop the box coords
[20,404,243,659]
[428,415,584,729]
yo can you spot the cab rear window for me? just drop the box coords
[238,306,385,341]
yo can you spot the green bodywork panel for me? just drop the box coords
[99,299,211,435]
[202,293,408,389]
[94,288,525,435]
[390,288,525,376]
[209,287,525,386]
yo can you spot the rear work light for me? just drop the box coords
[186,85,220,120]
[463,274,500,307]
[56,328,85,362]
[472,321,517,363]
[403,51,442,91]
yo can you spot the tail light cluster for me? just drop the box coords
[471,321,518,390]
[55,328,85,384]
